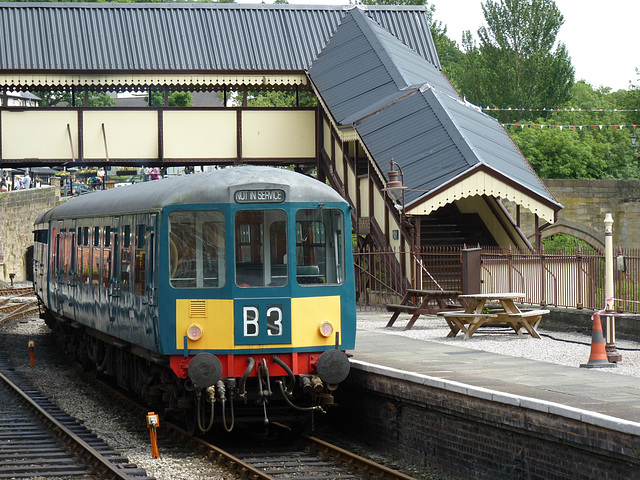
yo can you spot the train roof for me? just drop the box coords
[35,166,347,224]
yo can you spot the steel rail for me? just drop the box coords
[0,369,133,480]
[306,434,417,480]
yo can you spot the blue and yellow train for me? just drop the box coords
[33,166,355,433]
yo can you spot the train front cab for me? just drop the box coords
[161,195,356,429]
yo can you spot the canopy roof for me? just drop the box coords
[0,2,437,90]
[308,8,561,222]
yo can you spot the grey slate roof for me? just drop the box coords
[308,8,560,212]
[0,3,438,72]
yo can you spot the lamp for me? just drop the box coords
[382,158,413,233]
[382,158,407,203]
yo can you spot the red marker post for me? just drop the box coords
[28,340,35,368]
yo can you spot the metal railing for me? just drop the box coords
[353,245,640,313]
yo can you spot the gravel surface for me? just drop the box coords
[356,310,640,376]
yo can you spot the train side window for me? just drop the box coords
[121,225,131,292]
[70,233,76,276]
[103,226,111,288]
[234,209,286,288]
[295,208,345,286]
[169,210,225,289]
[54,232,61,278]
[62,230,71,282]
[80,225,91,284]
[134,224,146,295]
[92,226,101,286]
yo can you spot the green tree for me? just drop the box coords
[461,0,574,123]
[507,80,640,180]
[35,90,115,107]
[147,90,193,107]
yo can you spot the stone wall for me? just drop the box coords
[331,367,640,480]
[512,179,640,250]
[0,178,61,283]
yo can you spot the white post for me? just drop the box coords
[603,213,621,362]
[604,213,614,311]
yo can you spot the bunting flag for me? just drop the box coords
[486,106,640,112]
[502,123,639,131]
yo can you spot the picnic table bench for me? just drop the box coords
[437,292,549,340]
[386,289,464,330]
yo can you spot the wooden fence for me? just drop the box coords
[353,245,640,313]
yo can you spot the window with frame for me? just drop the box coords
[92,226,100,286]
[134,224,146,295]
[121,225,131,292]
[102,226,111,288]
[234,209,287,287]
[295,208,345,286]
[169,211,225,288]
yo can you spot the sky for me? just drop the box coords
[235,0,638,92]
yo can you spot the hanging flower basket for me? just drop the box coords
[116,168,138,176]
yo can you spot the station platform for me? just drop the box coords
[350,315,640,434]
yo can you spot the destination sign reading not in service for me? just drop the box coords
[234,189,285,203]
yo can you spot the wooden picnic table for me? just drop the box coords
[438,292,549,340]
[386,289,464,330]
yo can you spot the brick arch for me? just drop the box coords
[527,220,605,251]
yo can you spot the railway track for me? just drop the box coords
[220,432,418,480]
[0,357,154,480]
[0,287,40,322]
[99,377,417,480]
[0,286,35,297]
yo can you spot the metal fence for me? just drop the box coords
[353,245,640,313]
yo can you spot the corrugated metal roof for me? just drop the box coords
[308,8,560,213]
[308,9,457,125]
[0,3,437,73]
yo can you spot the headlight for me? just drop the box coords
[187,323,203,341]
[318,321,333,337]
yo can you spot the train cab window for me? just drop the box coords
[295,208,345,286]
[234,209,287,287]
[121,225,131,293]
[169,211,225,289]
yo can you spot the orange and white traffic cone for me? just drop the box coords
[580,313,617,369]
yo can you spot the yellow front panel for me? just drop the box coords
[291,296,341,347]
[176,299,235,350]
[175,296,341,351]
